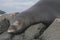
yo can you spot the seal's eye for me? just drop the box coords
[13,21,20,26]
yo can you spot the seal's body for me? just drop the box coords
[7,0,60,33]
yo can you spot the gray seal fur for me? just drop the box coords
[7,0,60,33]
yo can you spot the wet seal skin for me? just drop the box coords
[7,0,60,34]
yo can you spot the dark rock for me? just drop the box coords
[0,13,19,32]
[0,13,19,34]
[0,10,5,14]
[0,13,20,40]
[39,18,60,40]
[0,18,10,34]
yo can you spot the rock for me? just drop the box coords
[0,32,13,40]
[39,18,60,40]
[11,23,46,40]
[0,18,10,34]
[0,12,19,21]
[0,10,5,14]
[0,12,21,40]
[12,33,25,40]
[24,23,46,40]
[0,13,19,21]
[0,12,19,34]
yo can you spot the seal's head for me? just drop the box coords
[7,20,25,34]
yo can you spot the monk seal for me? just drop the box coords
[7,0,60,33]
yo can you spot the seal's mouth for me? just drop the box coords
[7,28,21,34]
[7,29,17,34]
[7,29,15,33]
[7,25,17,33]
